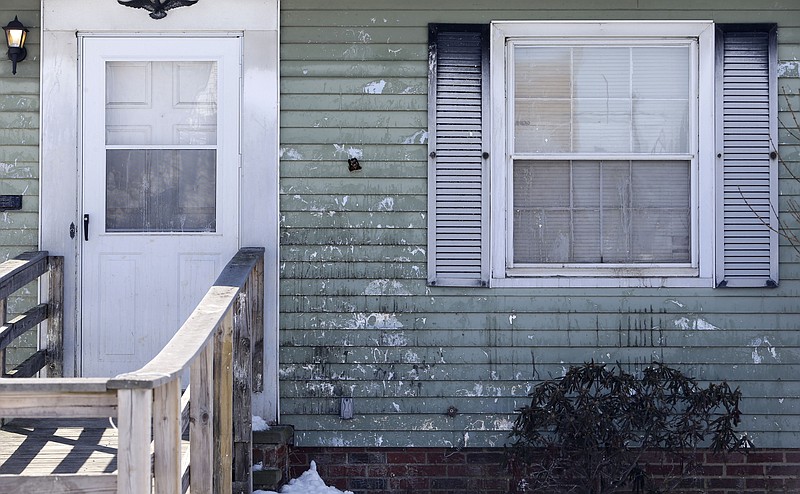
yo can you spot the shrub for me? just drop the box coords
[507,362,751,494]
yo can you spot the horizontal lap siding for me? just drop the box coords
[279,0,800,448]
[0,4,40,368]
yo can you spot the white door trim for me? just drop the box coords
[39,0,280,420]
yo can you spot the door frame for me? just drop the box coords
[39,0,280,420]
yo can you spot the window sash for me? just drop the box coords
[511,159,692,266]
[503,31,702,272]
[509,40,694,157]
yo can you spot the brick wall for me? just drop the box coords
[289,447,511,494]
[287,447,800,494]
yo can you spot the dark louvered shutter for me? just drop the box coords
[427,24,489,286]
[716,24,779,287]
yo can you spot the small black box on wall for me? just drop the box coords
[0,195,23,211]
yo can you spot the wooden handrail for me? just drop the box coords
[0,247,266,494]
[0,251,64,378]
[109,248,263,390]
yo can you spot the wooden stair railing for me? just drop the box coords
[0,247,265,494]
[0,251,63,378]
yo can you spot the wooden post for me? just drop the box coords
[154,379,181,494]
[117,388,153,494]
[214,311,234,494]
[46,256,63,377]
[232,292,253,494]
[0,297,7,377]
[190,343,214,494]
[251,256,264,392]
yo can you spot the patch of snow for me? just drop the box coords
[252,415,270,432]
[254,461,354,494]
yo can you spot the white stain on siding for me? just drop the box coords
[318,437,347,447]
[667,300,685,308]
[377,197,394,211]
[402,130,428,144]
[333,144,363,159]
[380,332,408,347]
[777,61,799,77]
[750,337,780,364]
[363,279,411,296]
[363,79,387,94]
[347,312,404,330]
[279,147,303,160]
[494,417,514,430]
[674,317,720,331]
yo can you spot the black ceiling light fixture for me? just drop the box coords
[118,0,199,20]
[3,16,28,76]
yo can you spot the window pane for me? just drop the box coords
[106,149,217,232]
[512,160,690,264]
[573,98,631,153]
[106,61,218,146]
[514,47,571,153]
[513,43,691,155]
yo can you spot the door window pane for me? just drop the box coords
[106,149,217,232]
[104,60,219,233]
[105,61,218,146]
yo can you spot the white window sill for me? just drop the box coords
[490,275,714,289]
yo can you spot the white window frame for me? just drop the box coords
[489,21,716,288]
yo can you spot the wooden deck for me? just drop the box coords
[0,419,119,477]
[0,248,266,493]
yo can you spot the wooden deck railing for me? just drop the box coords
[0,247,265,494]
[0,251,63,378]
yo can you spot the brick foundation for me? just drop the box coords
[287,447,800,494]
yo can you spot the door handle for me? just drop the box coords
[83,214,89,241]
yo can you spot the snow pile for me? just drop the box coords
[254,461,353,494]
[252,415,270,431]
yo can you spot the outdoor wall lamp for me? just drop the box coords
[3,16,28,75]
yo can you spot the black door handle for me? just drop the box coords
[83,214,89,241]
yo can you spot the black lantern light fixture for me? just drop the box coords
[3,16,28,75]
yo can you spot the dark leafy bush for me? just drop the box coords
[507,362,751,494]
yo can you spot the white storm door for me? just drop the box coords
[80,37,241,377]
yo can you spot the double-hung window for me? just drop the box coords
[428,21,778,288]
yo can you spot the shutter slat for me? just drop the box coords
[716,25,778,287]
[428,25,489,286]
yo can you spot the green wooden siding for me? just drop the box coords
[0,2,40,367]
[279,0,800,448]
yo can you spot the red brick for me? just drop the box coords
[706,477,745,489]
[695,464,724,476]
[765,464,800,476]
[746,451,785,463]
[367,464,389,477]
[348,451,386,464]
[707,451,747,464]
[445,464,471,476]
[387,450,427,464]
[426,450,466,464]
[390,476,429,490]
[467,451,506,464]
[726,464,766,476]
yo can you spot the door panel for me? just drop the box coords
[81,37,240,377]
